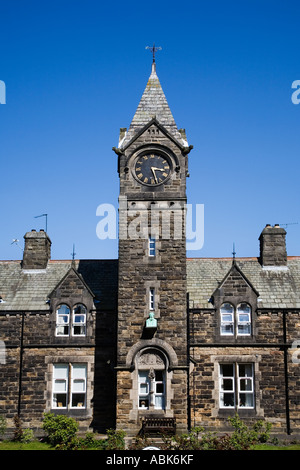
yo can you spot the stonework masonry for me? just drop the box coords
[0,63,299,440]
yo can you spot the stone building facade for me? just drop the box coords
[0,60,299,438]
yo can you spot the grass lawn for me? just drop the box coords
[0,440,53,450]
[253,443,300,450]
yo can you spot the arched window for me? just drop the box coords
[137,349,166,410]
[72,304,87,336]
[56,304,70,336]
[220,303,252,336]
[237,303,251,336]
[55,303,87,337]
[220,303,234,336]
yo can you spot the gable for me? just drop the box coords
[121,118,189,154]
[215,261,259,299]
[49,266,95,311]
[204,260,259,310]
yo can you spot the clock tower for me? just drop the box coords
[114,54,193,436]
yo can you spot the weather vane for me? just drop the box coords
[232,242,236,260]
[146,43,162,63]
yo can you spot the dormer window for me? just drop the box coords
[220,303,234,335]
[220,303,251,337]
[72,304,87,336]
[56,303,87,337]
[237,303,251,335]
[56,304,70,336]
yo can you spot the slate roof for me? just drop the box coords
[0,259,118,312]
[120,63,187,149]
[0,256,299,313]
[187,257,300,310]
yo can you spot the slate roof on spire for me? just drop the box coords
[120,63,188,149]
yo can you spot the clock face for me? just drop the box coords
[134,153,171,186]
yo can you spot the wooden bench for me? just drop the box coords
[141,417,176,436]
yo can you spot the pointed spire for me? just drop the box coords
[120,58,188,149]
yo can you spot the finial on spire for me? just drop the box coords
[232,242,236,263]
[71,244,76,267]
[146,43,162,64]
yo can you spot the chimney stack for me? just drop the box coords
[22,229,51,269]
[259,224,287,267]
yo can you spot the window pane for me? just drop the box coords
[57,304,70,315]
[221,324,234,335]
[238,364,254,408]
[220,303,234,314]
[150,289,155,310]
[72,394,85,408]
[54,364,68,378]
[56,305,70,336]
[240,378,253,391]
[71,365,86,408]
[54,379,67,392]
[221,393,235,407]
[237,304,251,336]
[156,383,164,394]
[221,364,234,377]
[53,365,68,408]
[139,398,149,408]
[73,304,87,315]
[155,396,164,409]
[222,378,234,391]
[73,379,85,392]
[149,237,156,256]
[237,303,251,314]
[53,393,67,408]
[155,370,164,381]
[222,314,233,322]
[239,364,252,377]
[220,304,234,335]
[139,371,149,383]
[239,393,254,408]
[72,364,86,379]
[238,324,251,335]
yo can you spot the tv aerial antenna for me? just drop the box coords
[34,213,48,232]
[279,222,298,229]
[11,239,23,252]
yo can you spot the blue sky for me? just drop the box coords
[0,0,299,261]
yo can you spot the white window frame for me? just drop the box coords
[138,369,165,410]
[220,303,234,336]
[149,236,156,257]
[220,302,252,337]
[56,304,71,336]
[56,303,87,337]
[153,370,165,410]
[219,363,254,409]
[72,304,87,336]
[149,288,155,311]
[52,363,87,410]
[52,364,69,408]
[138,371,150,409]
[70,364,87,408]
[237,303,251,336]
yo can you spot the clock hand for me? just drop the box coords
[151,167,158,184]
[151,167,165,172]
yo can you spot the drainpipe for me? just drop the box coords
[187,293,191,431]
[283,311,291,435]
[17,312,25,416]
